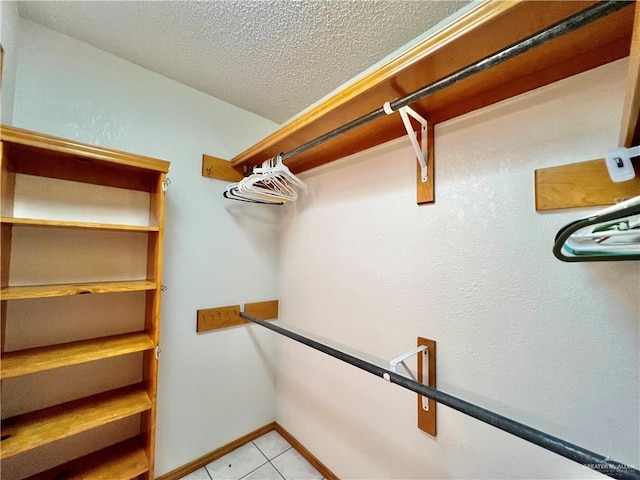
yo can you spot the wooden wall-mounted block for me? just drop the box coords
[196,300,279,333]
[244,300,279,320]
[417,337,436,436]
[196,305,242,333]
[417,123,435,205]
[202,155,243,182]
[534,158,640,211]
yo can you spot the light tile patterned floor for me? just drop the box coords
[179,430,324,480]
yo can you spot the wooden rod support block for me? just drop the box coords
[534,158,640,211]
[417,337,436,437]
[202,155,244,182]
[196,300,279,333]
[196,305,242,333]
[245,300,279,320]
[417,123,435,205]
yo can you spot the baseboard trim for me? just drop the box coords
[274,423,339,480]
[155,422,276,480]
[155,421,338,480]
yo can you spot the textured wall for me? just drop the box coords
[276,58,639,479]
[0,0,19,123]
[12,18,280,476]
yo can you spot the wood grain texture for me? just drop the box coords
[620,2,640,147]
[0,384,151,458]
[417,337,437,437]
[230,2,634,175]
[196,304,242,332]
[0,217,159,232]
[202,154,244,181]
[1,332,155,379]
[25,436,149,480]
[244,300,279,320]
[0,280,157,300]
[534,158,640,210]
[156,423,276,480]
[1,125,169,173]
[416,123,435,205]
[275,424,339,480]
[142,173,167,478]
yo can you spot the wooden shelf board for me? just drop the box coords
[25,436,149,480]
[534,158,640,210]
[1,332,155,379]
[0,384,152,458]
[227,1,636,175]
[0,280,157,300]
[1,125,169,173]
[0,217,159,232]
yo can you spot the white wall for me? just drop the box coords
[277,58,639,479]
[12,18,280,476]
[0,0,19,123]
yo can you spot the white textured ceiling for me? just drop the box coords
[18,1,470,123]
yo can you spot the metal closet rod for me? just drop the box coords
[279,0,632,164]
[240,312,640,480]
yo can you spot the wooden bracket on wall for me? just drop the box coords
[534,3,640,211]
[417,123,435,205]
[417,337,436,436]
[196,300,279,333]
[202,154,244,182]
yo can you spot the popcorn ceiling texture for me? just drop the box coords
[18,0,468,123]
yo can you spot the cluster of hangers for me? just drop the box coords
[554,194,640,262]
[223,154,307,205]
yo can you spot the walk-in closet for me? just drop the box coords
[0,1,638,479]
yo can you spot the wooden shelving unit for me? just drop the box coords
[0,125,169,479]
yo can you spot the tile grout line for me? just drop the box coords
[235,441,271,480]
[269,459,287,480]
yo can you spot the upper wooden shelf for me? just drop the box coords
[1,125,169,191]
[230,1,637,174]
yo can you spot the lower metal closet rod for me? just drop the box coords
[240,312,640,480]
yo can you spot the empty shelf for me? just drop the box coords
[1,217,159,232]
[0,384,152,458]
[25,436,149,480]
[0,280,157,300]
[1,332,155,379]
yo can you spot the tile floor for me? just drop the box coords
[180,430,325,480]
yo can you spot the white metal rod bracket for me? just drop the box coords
[384,102,428,183]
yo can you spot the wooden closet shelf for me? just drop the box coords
[0,280,157,300]
[25,436,149,480]
[1,332,155,379]
[0,384,152,459]
[1,125,170,174]
[228,1,635,175]
[0,217,159,232]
